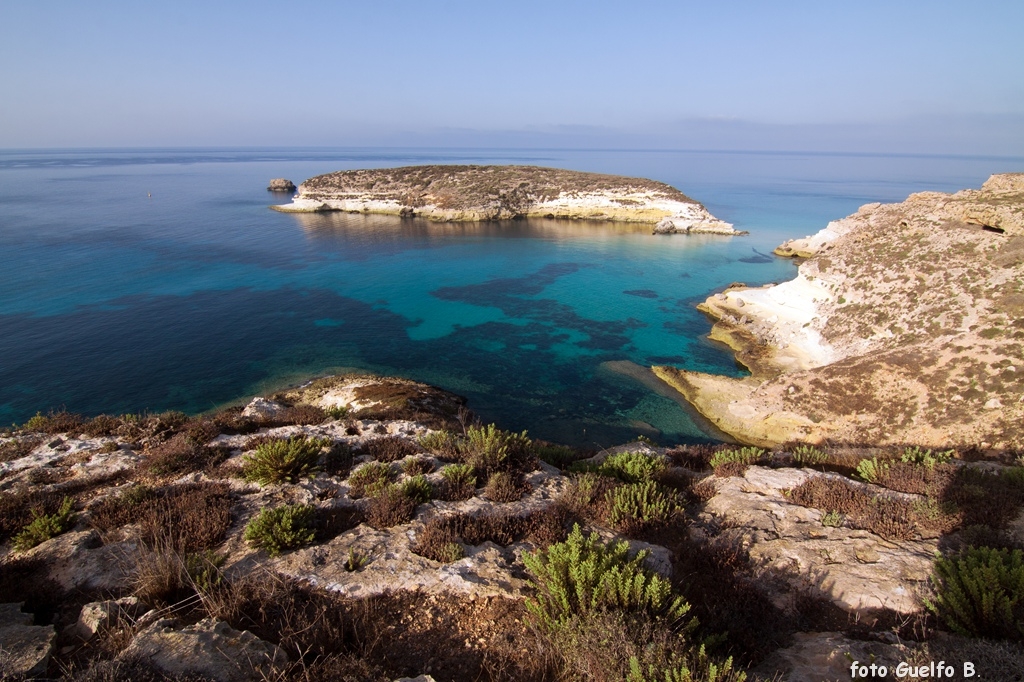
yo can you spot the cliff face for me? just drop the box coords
[656,173,1024,450]
[271,164,739,234]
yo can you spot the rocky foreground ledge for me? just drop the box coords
[271,164,742,235]
[655,173,1024,450]
[2,374,1024,680]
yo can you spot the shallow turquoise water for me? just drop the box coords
[0,148,1018,446]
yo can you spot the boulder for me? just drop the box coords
[266,178,296,192]
[0,603,56,679]
[123,617,287,682]
[241,397,287,420]
[67,597,149,642]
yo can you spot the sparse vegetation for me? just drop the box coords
[243,504,317,557]
[709,447,765,476]
[365,434,419,462]
[792,445,828,467]
[242,435,326,485]
[346,461,393,499]
[13,496,75,551]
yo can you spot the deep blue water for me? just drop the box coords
[1,148,1019,446]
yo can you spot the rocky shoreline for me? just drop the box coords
[655,173,1024,450]
[271,164,743,235]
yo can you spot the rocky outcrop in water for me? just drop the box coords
[656,173,1024,450]
[267,178,296,192]
[271,165,740,234]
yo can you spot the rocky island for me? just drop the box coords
[271,164,741,235]
[655,173,1024,450]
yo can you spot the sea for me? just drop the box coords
[0,147,1019,447]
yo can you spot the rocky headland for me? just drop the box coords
[655,173,1024,450]
[271,165,742,235]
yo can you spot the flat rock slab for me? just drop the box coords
[699,466,937,614]
[123,618,287,682]
[757,631,905,682]
[0,602,56,678]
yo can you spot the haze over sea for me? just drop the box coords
[1,147,1019,446]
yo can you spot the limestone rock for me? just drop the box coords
[697,466,936,614]
[68,597,148,642]
[757,631,905,682]
[0,603,56,679]
[24,529,131,593]
[396,676,438,682]
[123,617,287,682]
[241,397,287,420]
[266,178,296,192]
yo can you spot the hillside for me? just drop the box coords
[655,173,1024,449]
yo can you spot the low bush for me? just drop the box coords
[665,444,717,471]
[243,504,317,557]
[926,546,1024,640]
[89,484,157,531]
[140,483,233,552]
[792,445,828,467]
[365,484,418,528]
[902,446,954,468]
[411,520,465,563]
[709,447,765,476]
[597,451,667,484]
[606,480,680,535]
[417,429,461,459]
[13,496,75,551]
[523,524,691,631]
[464,423,535,477]
[0,436,42,463]
[242,435,325,485]
[322,441,354,476]
[855,457,889,484]
[561,472,619,521]
[400,474,433,504]
[437,463,476,501]
[402,457,434,476]
[346,461,393,499]
[0,490,69,541]
[280,404,328,426]
[143,432,227,477]
[22,410,83,435]
[536,441,584,468]
[133,536,226,607]
[365,435,420,462]
[485,470,529,502]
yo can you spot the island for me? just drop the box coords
[655,173,1024,450]
[271,164,742,235]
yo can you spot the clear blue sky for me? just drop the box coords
[2,0,1022,153]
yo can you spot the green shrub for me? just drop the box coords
[400,475,433,504]
[709,447,764,474]
[535,442,582,468]
[607,480,679,533]
[418,430,461,458]
[365,484,418,528]
[598,452,667,484]
[243,504,316,557]
[485,470,528,502]
[13,496,75,551]
[343,547,369,572]
[792,445,828,467]
[464,423,534,476]
[523,523,691,631]
[324,405,349,420]
[242,436,326,485]
[856,457,889,484]
[438,463,477,500]
[926,546,1024,640]
[347,461,393,499]
[402,457,434,476]
[901,447,954,468]
[820,510,844,528]
[627,646,745,682]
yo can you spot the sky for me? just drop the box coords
[1,0,1022,154]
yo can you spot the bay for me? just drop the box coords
[0,147,1018,446]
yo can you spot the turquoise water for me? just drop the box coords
[0,148,1019,446]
